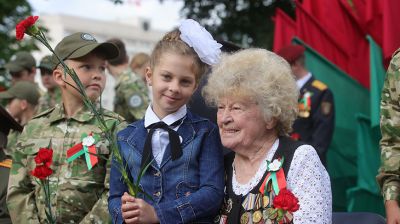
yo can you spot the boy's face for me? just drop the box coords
[40,68,57,90]
[55,52,107,102]
[6,98,26,122]
[145,52,198,119]
[10,69,35,85]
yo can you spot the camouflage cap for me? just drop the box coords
[51,32,119,69]
[4,51,36,73]
[0,81,40,105]
[38,55,54,71]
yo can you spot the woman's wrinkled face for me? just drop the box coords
[217,96,272,152]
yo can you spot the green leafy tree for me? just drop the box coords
[0,0,39,65]
[180,0,295,49]
[109,0,294,49]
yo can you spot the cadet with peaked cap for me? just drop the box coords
[0,105,22,224]
[106,38,150,123]
[7,32,126,223]
[277,44,335,167]
[4,51,37,85]
[36,55,61,113]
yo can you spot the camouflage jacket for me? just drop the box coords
[37,88,62,114]
[5,130,20,159]
[7,103,126,223]
[114,69,149,123]
[377,48,400,202]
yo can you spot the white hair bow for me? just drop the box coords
[179,19,222,65]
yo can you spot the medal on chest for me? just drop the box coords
[298,91,312,118]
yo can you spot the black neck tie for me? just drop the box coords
[141,119,183,170]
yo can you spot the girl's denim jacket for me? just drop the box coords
[108,111,224,223]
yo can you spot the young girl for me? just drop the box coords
[108,19,225,224]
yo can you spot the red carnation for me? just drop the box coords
[31,165,53,179]
[273,188,300,212]
[34,148,53,167]
[15,15,39,40]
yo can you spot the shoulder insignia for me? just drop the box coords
[312,80,327,91]
[321,101,332,116]
[0,159,12,168]
[129,95,143,108]
[32,107,56,119]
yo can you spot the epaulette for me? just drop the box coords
[32,107,56,119]
[0,159,12,168]
[312,80,327,91]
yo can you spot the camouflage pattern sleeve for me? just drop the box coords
[377,49,400,202]
[6,124,40,223]
[5,130,20,159]
[114,71,150,123]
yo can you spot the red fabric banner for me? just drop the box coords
[296,1,369,88]
[273,9,296,52]
[382,0,400,67]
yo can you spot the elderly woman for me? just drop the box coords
[203,49,331,224]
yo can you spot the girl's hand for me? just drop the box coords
[121,192,159,224]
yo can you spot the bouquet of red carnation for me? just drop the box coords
[31,147,56,224]
[273,188,300,223]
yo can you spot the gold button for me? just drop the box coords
[153,191,161,197]
[154,171,161,177]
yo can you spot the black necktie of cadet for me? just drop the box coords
[140,119,183,170]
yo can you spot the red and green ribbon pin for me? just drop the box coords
[259,157,286,195]
[67,133,99,170]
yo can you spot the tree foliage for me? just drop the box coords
[180,0,295,49]
[0,0,38,65]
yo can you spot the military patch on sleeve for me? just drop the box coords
[312,80,327,91]
[321,102,332,116]
[129,95,143,108]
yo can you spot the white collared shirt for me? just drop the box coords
[144,105,186,166]
[296,72,312,89]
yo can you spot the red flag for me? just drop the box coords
[273,9,296,52]
[382,0,400,67]
[296,1,369,88]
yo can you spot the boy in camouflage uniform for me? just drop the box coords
[7,32,126,223]
[106,38,150,123]
[37,55,62,113]
[377,48,400,223]
[0,81,40,159]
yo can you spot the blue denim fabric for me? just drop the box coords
[108,110,224,224]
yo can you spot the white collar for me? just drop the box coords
[144,105,187,128]
[296,72,312,89]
